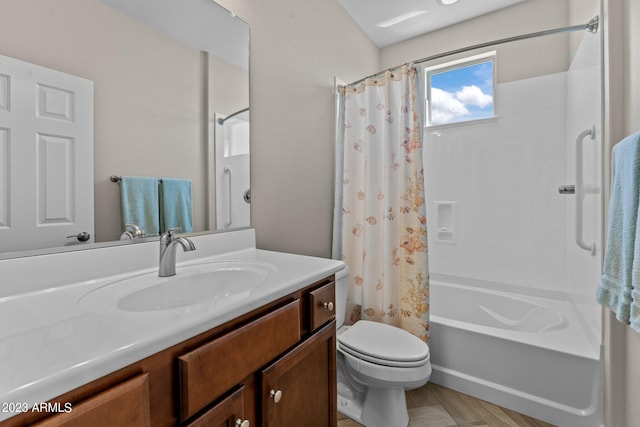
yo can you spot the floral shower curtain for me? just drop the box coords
[334,65,430,342]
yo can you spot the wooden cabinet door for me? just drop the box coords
[184,386,250,427]
[33,374,150,427]
[261,322,337,427]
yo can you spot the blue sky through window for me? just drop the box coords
[428,60,494,125]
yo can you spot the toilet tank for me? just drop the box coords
[335,266,349,329]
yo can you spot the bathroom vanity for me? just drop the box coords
[0,230,342,426]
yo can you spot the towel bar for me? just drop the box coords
[110,175,164,183]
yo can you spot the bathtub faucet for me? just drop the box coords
[158,228,196,277]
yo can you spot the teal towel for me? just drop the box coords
[597,133,640,332]
[160,178,193,233]
[120,176,160,237]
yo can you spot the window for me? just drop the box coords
[425,52,496,126]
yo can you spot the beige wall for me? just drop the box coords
[215,0,379,257]
[605,1,640,426]
[0,0,210,242]
[0,0,254,243]
[0,0,378,255]
[381,0,571,83]
[209,55,249,120]
[569,0,600,56]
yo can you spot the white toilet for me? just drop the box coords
[335,267,432,427]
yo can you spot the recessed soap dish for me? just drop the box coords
[434,201,456,244]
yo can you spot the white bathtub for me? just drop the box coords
[429,279,603,427]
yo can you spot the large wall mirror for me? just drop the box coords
[0,0,250,259]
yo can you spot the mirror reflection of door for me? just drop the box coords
[213,111,250,230]
[0,54,94,253]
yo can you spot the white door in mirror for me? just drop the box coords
[0,54,94,252]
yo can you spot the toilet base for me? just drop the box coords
[337,388,364,424]
[337,382,409,427]
[361,386,409,427]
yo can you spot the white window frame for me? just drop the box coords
[424,51,497,127]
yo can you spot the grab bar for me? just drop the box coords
[224,167,232,228]
[575,125,596,256]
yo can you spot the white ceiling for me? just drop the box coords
[337,0,527,48]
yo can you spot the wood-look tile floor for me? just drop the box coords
[337,382,556,427]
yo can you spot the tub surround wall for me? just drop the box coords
[564,13,603,350]
[425,73,568,296]
[415,2,603,425]
[423,3,602,350]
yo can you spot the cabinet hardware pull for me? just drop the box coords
[269,389,283,403]
[323,301,334,312]
[235,419,250,427]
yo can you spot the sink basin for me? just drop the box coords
[79,261,275,313]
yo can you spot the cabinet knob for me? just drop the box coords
[323,301,334,312]
[235,419,250,427]
[269,389,283,403]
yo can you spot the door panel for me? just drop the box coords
[0,54,93,252]
[0,127,8,228]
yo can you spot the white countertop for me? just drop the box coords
[0,230,343,422]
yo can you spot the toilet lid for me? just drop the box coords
[338,320,429,366]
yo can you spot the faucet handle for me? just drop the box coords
[160,227,183,243]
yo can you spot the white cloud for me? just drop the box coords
[455,85,493,108]
[430,87,468,125]
[430,85,493,125]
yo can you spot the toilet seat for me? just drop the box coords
[337,320,430,368]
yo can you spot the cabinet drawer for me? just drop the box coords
[309,282,335,331]
[179,299,301,421]
[33,374,150,427]
[184,385,247,427]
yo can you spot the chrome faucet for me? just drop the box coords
[120,223,146,240]
[158,228,196,277]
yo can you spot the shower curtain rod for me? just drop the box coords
[345,16,599,87]
[217,107,249,125]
